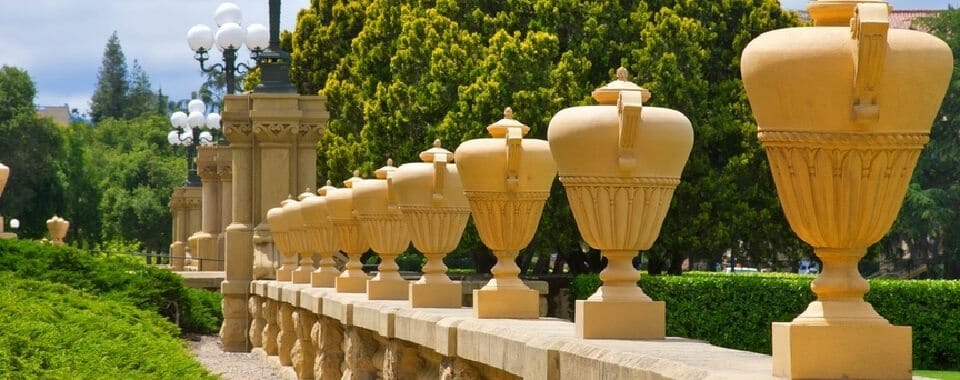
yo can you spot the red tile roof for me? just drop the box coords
[792,9,942,30]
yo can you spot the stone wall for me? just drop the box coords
[247,279,775,380]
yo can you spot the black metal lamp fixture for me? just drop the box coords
[186,3,269,95]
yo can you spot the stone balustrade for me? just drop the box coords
[247,279,774,379]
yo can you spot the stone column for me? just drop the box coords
[261,298,280,356]
[278,302,296,365]
[219,92,327,352]
[196,146,226,271]
[313,316,343,380]
[217,153,233,269]
[168,186,202,271]
[248,295,265,348]
[292,309,317,380]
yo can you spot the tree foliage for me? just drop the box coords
[289,0,805,274]
[90,32,161,123]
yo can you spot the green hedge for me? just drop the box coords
[571,272,960,370]
[0,272,215,379]
[0,239,221,334]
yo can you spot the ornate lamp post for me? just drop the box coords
[167,99,221,187]
[187,2,269,96]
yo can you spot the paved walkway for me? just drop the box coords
[189,334,285,379]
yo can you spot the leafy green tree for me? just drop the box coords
[290,0,804,274]
[0,65,37,121]
[90,31,129,123]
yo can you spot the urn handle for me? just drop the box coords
[850,2,889,123]
[618,91,644,172]
[505,127,523,191]
[432,152,447,202]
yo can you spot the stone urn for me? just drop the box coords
[454,108,557,318]
[353,160,411,300]
[291,190,319,284]
[326,172,370,293]
[300,181,341,287]
[392,140,471,308]
[741,1,952,378]
[46,216,70,246]
[266,197,296,282]
[548,67,693,339]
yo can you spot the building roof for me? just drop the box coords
[37,104,71,127]
[793,9,941,31]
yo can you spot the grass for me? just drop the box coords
[917,370,960,379]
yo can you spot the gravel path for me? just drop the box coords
[188,334,286,379]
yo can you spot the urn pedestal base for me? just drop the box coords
[291,268,312,284]
[312,269,339,288]
[335,276,367,293]
[0,232,16,240]
[410,282,462,308]
[772,322,911,379]
[276,268,293,282]
[575,300,665,339]
[367,278,409,300]
[473,288,538,319]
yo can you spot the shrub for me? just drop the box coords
[571,272,960,370]
[0,272,215,379]
[0,239,221,334]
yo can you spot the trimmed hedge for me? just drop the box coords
[0,239,222,334]
[0,272,216,379]
[572,272,960,370]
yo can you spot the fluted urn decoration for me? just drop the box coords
[300,181,341,287]
[266,197,297,282]
[548,67,693,339]
[741,1,952,378]
[46,216,69,246]
[291,190,319,284]
[326,171,370,293]
[352,160,411,300]
[455,108,557,319]
[392,140,471,308]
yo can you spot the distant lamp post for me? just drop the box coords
[187,2,269,95]
[167,99,221,187]
[9,219,19,231]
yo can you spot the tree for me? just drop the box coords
[90,31,129,123]
[289,0,805,274]
[0,65,37,121]
[123,60,157,119]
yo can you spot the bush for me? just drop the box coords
[0,239,221,334]
[571,272,960,370]
[0,272,215,379]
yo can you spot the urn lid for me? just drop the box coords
[591,67,652,105]
[344,170,363,188]
[486,107,530,137]
[318,180,337,196]
[374,159,398,179]
[298,188,315,201]
[807,0,891,26]
[280,194,295,206]
[418,139,453,163]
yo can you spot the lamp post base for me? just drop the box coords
[410,282,462,308]
[473,288,538,319]
[575,299,665,339]
[772,321,912,379]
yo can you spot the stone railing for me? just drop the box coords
[247,279,774,380]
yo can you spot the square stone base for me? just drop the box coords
[291,269,312,284]
[575,299,665,339]
[276,269,292,282]
[410,282,462,308]
[312,271,338,288]
[772,322,912,379]
[473,288,538,319]
[335,275,367,293]
[367,278,409,300]
[0,232,17,240]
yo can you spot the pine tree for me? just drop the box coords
[90,31,129,123]
[123,59,156,119]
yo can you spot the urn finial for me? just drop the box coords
[487,107,530,138]
[344,170,363,188]
[375,159,398,179]
[420,139,454,162]
[592,66,651,105]
[616,66,628,81]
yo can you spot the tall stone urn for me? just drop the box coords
[327,172,370,293]
[291,190,319,284]
[548,67,694,339]
[392,140,471,308]
[266,198,295,282]
[353,160,411,300]
[741,1,952,378]
[46,216,69,246]
[455,108,557,318]
[300,181,341,287]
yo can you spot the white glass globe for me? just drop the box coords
[188,111,206,128]
[182,127,195,146]
[199,131,214,145]
[9,219,19,230]
[214,2,243,26]
[188,99,206,113]
[170,111,188,129]
[206,113,222,130]
[187,24,214,52]
[246,23,269,51]
[216,22,245,50]
[167,130,180,145]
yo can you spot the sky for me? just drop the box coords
[0,0,310,115]
[0,0,955,116]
